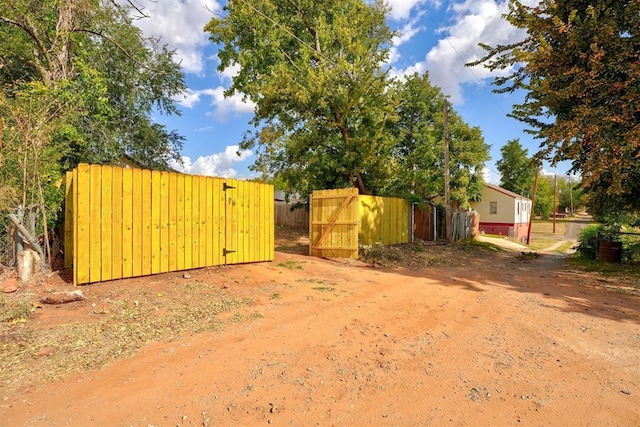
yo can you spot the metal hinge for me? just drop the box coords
[223,182,235,191]
[222,248,236,257]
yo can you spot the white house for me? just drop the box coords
[470,183,532,242]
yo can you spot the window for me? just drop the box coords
[517,202,520,215]
[490,201,497,215]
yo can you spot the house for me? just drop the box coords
[469,183,532,242]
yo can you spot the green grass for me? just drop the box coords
[531,219,567,235]
[527,238,558,251]
[456,239,502,252]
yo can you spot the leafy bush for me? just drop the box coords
[576,225,602,260]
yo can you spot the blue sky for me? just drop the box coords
[131,0,570,184]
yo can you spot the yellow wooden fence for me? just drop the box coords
[359,195,410,245]
[65,163,274,285]
[309,188,410,259]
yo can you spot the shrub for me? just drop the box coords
[576,225,602,260]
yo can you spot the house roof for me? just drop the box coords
[484,183,531,202]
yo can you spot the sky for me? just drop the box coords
[129,0,570,184]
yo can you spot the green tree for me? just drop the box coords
[0,0,186,266]
[534,174,554,219]
[205,0,396,196]
[470,0,640,217]
[496,139,535,195]
[0,0,186,169]
[384,73,489,207]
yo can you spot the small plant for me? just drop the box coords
[270,292,280,300]
[0,294,35,323]
[312,286,336,292]
[277,260,304,270]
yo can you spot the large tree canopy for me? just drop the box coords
[470,0,640,217]
[0,0,186,169]
[386,73,488,206]
[496,138,535,195]
[205,0,396,195]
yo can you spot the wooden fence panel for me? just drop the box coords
[358,195,410,245]
[67,164,274,285]
[309,188,359,259]
[275,204,309,229]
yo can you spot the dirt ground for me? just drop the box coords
[1,227,639,426]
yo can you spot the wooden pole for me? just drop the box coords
[443,99,451,241]
[526,165,540,245]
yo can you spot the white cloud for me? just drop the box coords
[386,0,428,21]
[403,0,537,104]
[122,0,221,75]
[174,87,256,120]
[171,145,253,178]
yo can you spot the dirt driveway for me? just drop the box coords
[1,231,639,426]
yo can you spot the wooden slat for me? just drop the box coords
[111,166,123,280]
[198,176,207,268]
[176,173,185,271]
[267,184,275,261]
[191,175,200,268]
[122,168,134,278]
[132,168,144,277]
[141,169,153,276]
[184,175,193,269]
[159,171,170,273]
[89,164,102,283]
[213,178,224,265]
[151,170,161,274]
[169,172,178,272]
[205,177,214,266]
[75,165,91,285]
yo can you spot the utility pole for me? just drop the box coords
[443,99,451,241]
[569,178,574,214]
[526,164,540,245]
[552,173,557,234]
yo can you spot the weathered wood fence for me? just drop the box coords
[275,203,309,229]
[65,164,274,285]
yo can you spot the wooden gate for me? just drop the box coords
[65,163,274,285]
[309,188,359,258]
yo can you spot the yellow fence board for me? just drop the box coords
[198,176,207,268]
[176,174,185,271]
[184,175,193,269]
[213,177,224,265]
[131,168,143,277]
[75,165,90,285]
[100,166,113,281]
[151,171,161,274]
[159,172,170,273]
[89,165,102,283]
[141,169,153,276]
[111,166,123,280]
[122,168,133,278]
[67,164,274,285]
